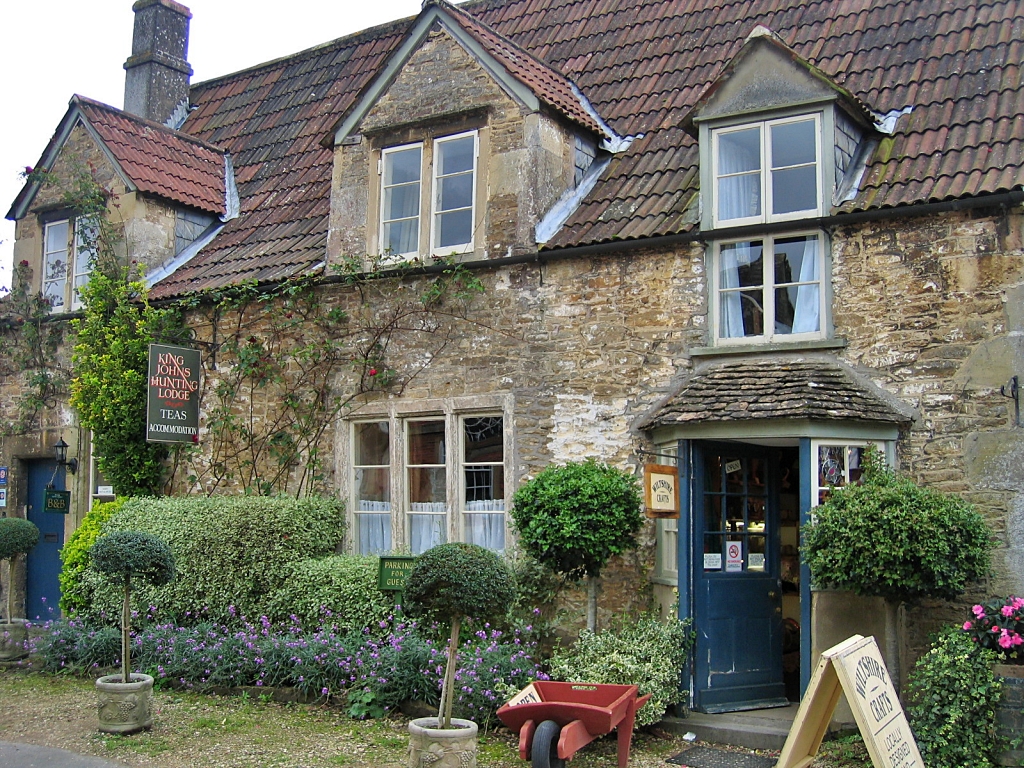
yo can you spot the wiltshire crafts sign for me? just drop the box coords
[644,464,679,518]
[146,344,201,443]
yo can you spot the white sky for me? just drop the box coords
[0,0,425,291]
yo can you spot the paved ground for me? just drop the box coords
[0,742,123,767]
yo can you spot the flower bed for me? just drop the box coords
[29,611,546,727]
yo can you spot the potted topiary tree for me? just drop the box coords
[510,459,643,631]
[90,530,175,734]
[0,517,41,660]
[802,448,992,691]
[404,542,515,768]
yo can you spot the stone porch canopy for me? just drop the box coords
[640,359,916,430]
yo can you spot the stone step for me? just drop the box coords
[658,705,799,751]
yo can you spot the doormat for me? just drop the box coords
[666,746,777,768]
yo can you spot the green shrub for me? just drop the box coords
[510,459,642,581]
[59,498,124,615]
[907,627,1002,768]
[84,495,345,625]
[91,531,176,588]
[547,614,692,728]
[802,457,991,603]
[405,542,515,626]
[266,555,394,631]
[0,517,40,562]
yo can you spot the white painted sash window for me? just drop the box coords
[43,216,97,313]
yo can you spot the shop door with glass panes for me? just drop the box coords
[692,442,788,713]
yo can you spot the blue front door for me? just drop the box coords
[25,460,65,621]
[692,443,787,713]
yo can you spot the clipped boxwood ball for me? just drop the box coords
[404,542,514,624]
[0,518,40,561]
[90,530,176,588]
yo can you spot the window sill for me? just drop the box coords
[690,337,848,358]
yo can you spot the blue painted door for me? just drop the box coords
[692,443,787,713]
[25,460,65,621]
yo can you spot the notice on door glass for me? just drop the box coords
[726,541,743,571]
[749,553,765,570]
[704,553,722,570]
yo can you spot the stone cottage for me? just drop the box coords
[2,0,1023,716]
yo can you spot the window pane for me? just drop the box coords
[774,235,820,334]
[384,183,421,220]
[355,467,390,506]
[383,219,418,256]
[438,173,473,212]
[719,127,761,173]
[438,136,474,175]
[465,513,504,551]
[384,146,421,185]
[409,467,446,505]
[357,514,391,554]
[409,421,445,463]
[772,166,817,214]
[437,209,472,248]
[465,466,505,505]
[464,417,502,462]
[410,515,446,554]
[46,220,69,255]
[771,120,816,168]
[355,421,389,466]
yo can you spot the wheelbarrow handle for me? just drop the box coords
[636,693,653,710]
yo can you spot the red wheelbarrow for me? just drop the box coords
[496,681,652,768]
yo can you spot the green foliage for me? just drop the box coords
[71,262,184,496]
[547,614,693,728]
[0,518,40,561]
[266,555,394,631]
[90,531,176,588]
[82,495,345,624]
[404,543,515,625]
[802,460,992,603]
[907,627,1002,768]
[510,459,643,581]
[59,499,124,615]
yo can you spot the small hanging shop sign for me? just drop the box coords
[644,464,679,518]
[146,344,201,443]
[43,488,71,514]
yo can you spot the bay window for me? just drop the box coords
[713,231,825,342]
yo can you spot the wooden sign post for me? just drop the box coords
[777,635,923,768]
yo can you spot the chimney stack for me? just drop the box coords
[123,0,193,125]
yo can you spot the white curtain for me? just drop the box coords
[719,243,749,338]
[791,237,820,333]
[357,500,391,555]
[464,500,506,552]
[717,128,761,221]
[410,503,446,554]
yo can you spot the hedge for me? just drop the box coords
[78,495,344,625]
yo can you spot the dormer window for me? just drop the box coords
[42,216,97,313]
[379,130,478,261]
[713,114,822,227]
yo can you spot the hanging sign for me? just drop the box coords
[777,635,922,768]
[644,464,679,518]
[146,344,201,443]
[43,488,71,514]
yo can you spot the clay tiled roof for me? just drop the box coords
[75,97,226,216]
[438,0,609,137]
[644,360,915,428]
[145,0,1024,297]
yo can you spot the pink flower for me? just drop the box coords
[963,621,973,630]
[972,605,986,618]
[1000,630,1014,649]
[1003,605,1016,618]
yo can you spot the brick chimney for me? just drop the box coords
[123,0,193,125]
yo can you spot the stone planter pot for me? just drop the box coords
[96,673,154,734]
[408,716,478,768]
[994,663,1024,767]
[0,619,30,661]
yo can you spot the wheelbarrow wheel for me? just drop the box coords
[531,719,565,768]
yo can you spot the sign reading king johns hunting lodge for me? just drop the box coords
[146,344,201,443]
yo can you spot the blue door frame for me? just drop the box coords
[25,460,65,621]
[686,441,788,713]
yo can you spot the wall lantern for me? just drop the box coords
[53,438,78,475]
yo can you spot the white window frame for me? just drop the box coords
[377,130,478,263]
[379,141,424,262]
[352,420,393,555]
[711,113,823,228]
[348,409,507,556]
[810,439,891,509]
[652,444,679,585]
[711,230,828,344]
[42,216,97,313]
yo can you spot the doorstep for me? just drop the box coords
[659,704,798,751]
